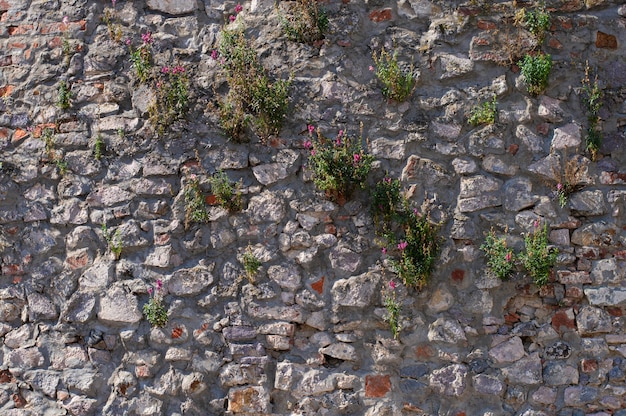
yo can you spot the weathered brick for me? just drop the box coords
[365,374,391,398]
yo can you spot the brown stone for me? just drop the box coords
[451,269,465,283]
[365,374,391,398]
[581,358,598,373]
[596,31,617,49]
[477,20,496,30]
[508,144,519,155]
[227,386,270,413]
[552,308,576,332]
[311,276,325,295]
[415,344,434,359]
[369,8,392,22]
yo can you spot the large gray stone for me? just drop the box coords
[569,190,606,216]
[502,354,542,384]
[428,318,467,344]
[489,336,525,364]
[332,272,379,308]
[168,266,214,296]
[543,361,579,385]
[268,264,301,290]
[504,177,538,211]
[576,305,612,335]
[247,191,286,224]
[146,0,197,14]
[429,364,468,396]
[97,285,142,325]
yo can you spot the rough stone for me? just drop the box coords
[504,177,538,211]
[473,373,505,395]
[146,0,197,15]
[429,364,468,396]
[332,272,378,308]
[489,336,526,364]
[502,354,543,385]
[569,190,606,216]
[428,318,467,344]
[97,285,142,325]
[543,361,579,385]
[576,306,612,335]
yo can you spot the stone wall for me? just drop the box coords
[0,0,625,415]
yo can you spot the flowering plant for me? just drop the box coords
[372,46,416,102]
[305,125,373,203]
[520,221,558,287]
[383,280,401,339]
[371,177,403,232]
[143,280,168,327]
[183,174,210,229]
[149,64,189,135]
[480,228,515,280]
[127,32,153,83]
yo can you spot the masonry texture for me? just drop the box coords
[0,0,625,415]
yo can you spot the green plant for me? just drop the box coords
[183,175,210,229]
[522,3,550,44]
[520,221,558,286]
[383,280,401,339]
[468,95,497,126]
[128,32,153,83]
[208,170,242,213]
[93,134,105,160]
[480,229,515,280]
[386,208,441,289]
[551,153,585,209]
[102,223,123,260]
[241,246,262,283]
[278,0,329,44]
[306,126,373,202]
[371,177,403,232]
[217,26,291,141]
[149,65,189,136]
[57,81,72,110]
[41,127,68,175]
[581,62,603,160]
[143,279,168,327]
[372,47,416,102]
[518,53,552,96]
[103,8,123,43]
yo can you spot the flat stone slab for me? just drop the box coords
[147,0,197,14]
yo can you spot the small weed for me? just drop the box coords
[143,279,168,327]
[305,125,374,203]
[278,0,329,44]
[551,152,585,209]
[55,158,68,175]
[249,74,291,139]
[519,53,552,96]
[149,65,189,136]
[383,279,401,339]
[480,228,515,280]
[468,95,497,126]
[103,8,123,43]
[218,98,250,142]
[102,223,123,260]
[93,134,105,160]
[240,246,262,283]
[41,127,68,175]
[127,32,153,83]
[57,81,72,110]
[522,3,551,44]
[372,47,416,102]
[117,127,125,138]
[520,221,558,286]
[183,175,210,229]
[208,170,242,213]
[581,62,603,160]
[371,177,403,233]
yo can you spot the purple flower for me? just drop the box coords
[156,279,162,291]
[310,149,316,156]
[307,124,315,134]
[353,153,361,164]
[229,14,236,22]
[235,3,243,13]
[389,280,396,290]
[533,219,540,228]
[383,177,392,184]
[369,65,374,72]
[211,49,218,60]
[112,0,116,7]
[141,31,153,45]
[381,247,387,255]
[397,241,408,251]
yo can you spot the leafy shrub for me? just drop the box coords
[371,177,403,232]
[208,170,242,213]
[41,128,68,175]
[184,175,209,229]
[93,134,105,160]
[519,53,552,96]
[468,95,497,126]
[480,229,515,280]
[143,280,168,327]
[57,81,72,110]
[241,246,262,283]
[372,47,416,102]
[101,223,123,260]
[128,32,153,83]
[278,0,329,44]
[520,222,558,286]
[149,65,189,136]
[522,4,550,44]
[305,126,374,202]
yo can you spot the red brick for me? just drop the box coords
[607,307,622,317]
[564,285,583,299]
[415,344,434,359]
[0,0,9,12]
[311,276,325,295]
[2,264,22,276]
[596,31,617,49]
[451,269,465,283]
[505,312,520,324]
[581,358,598,373]
[559,0,583,12]
[551,308,576,332]
[508,144,519,155]
[12,128,27,142]
[365,374,391,398]
[205,194,218,205]
[477,20,496,30]
[548,37,563,50]
[369,8,392,22]
[7,24,33,35]
[154,233,170,245]
[536,123,550,135]
[66,252,89,269]
[559,18,573,30]
[0,127,8,140]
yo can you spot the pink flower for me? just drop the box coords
[156,82,162,89]
[141,31,153,44]
[307,124,315,134]
[229,14,236,22]
[161,66,170,74]
[156,279,162,291]
[369,65,374,72]
[125,38,131,46]
[397,241,408,251]
[112,0,116,6]
[381,247,387,255]
[211,49,218,60]
[235,3,243,13]
[383,177,392,184]
[353,153,361,164]
[63,16,69,25]
[303,140,312,150]
[505,251,512,262]
[533,219,540,228]
[310,150,316,156]
[389,280,396,290]
[147,287,153,296]
[557,182,563,191]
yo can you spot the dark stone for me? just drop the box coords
[10,113,29,128]
[399,379,425,393]
[468,359,490,374]
[400,364,429,379]
[545,341,571,359]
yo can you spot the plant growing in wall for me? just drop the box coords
[93,134,105,160]
[305,125,374,203]
[102,223,123,260]
[149,64,190,136]
[278,0,329,44]
[143,279,168,327]
[184,175,210,229]
[208,170,242,213]
[383,279,401,339]
[127,32,153,83]
[41,127,68,175]
[480,228,515,280]
[371,177,403,233]
[580,62,603,160]
[371,47,416,102]
[519,53,552,96]
[57,81,72,110]
[468,95,497,126]
[521,3,551,45]
[240,246,262,284]
[519,221,558,286]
